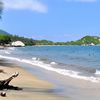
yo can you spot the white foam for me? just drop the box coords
[0,55,100,83]
[4,51,11,54]
[95,70,100,75]
[8,47,16,50]
[32,57,37,60]
[50,62,57,65]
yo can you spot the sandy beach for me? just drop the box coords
[0,46,100,100]
[0,60,68,100]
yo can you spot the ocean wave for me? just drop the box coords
[8,47,16,50]
[4,51,11,54]
[50,62,57,65]
[32,57,37,60]
[95,70,100,75]
[0,55,100,83]
[3,47,17,55]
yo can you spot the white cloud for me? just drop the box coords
[3,0,48,13]
[66,0,97,3]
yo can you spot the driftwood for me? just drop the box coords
[0,72,22,90]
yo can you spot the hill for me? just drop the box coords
[0,30,100,46]
[0,29,10,35]
[66,36,100,45]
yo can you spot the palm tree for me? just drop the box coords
[0,0,3,19]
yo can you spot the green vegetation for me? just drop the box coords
[0,30,35,46]
[0,30,100,46]
[9,35,35,46]
[33,36,100,46]
[66,36,100,45]
[0,34,11,45]
[34,40,54,45]
[80,36,100,45]
[34,36,100,46]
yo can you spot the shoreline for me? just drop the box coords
[1,59,100,100]
[0,60,68,100]
[1,46,100,100]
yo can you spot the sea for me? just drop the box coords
[0,46,100,82]
[0,46,100,99]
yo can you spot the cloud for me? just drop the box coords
[65,0,97,3]
[3,0,48,13]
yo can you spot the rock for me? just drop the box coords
[0,92,6,97]
[11,41,25,47]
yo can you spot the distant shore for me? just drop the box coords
[0,44,100,49]
[0,46,4,49]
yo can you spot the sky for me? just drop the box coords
[0,0,100,42]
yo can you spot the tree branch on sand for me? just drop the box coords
[0,72,22,90]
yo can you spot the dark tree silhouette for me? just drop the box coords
[0,0,3,19]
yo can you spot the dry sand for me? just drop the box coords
[0,62,68,100]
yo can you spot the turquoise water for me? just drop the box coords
[0,46,100,82]
[4,46,100,67]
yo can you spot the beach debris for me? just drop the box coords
[12,72,19,78]
[0,72,19,90]
[0,71,22,90]
[0,69,5,73]
[0,92,6,97]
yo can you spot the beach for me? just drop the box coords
[0,46,100,100]
[1,60,100,100]
[1,0,100,99]
[0,60,67,100]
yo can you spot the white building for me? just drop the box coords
[11,41,25,47]
[89,43,95,46]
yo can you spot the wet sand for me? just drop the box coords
[48,71,100,100]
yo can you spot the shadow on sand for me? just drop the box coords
[0,85,22,90]
[0,59,17,68]
[22,87,63,95]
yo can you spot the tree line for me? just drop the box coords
[1,32,100,46]
[0,33,36,46]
